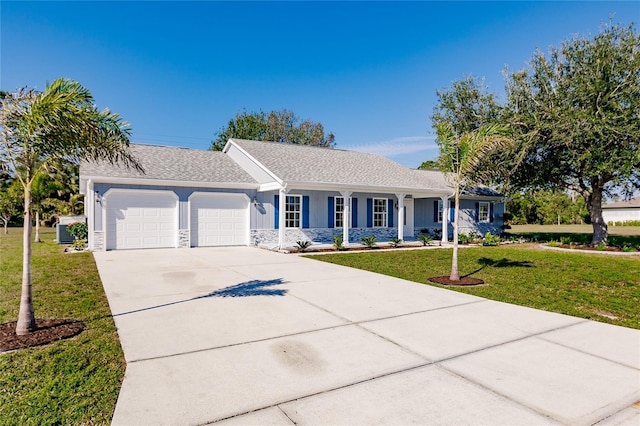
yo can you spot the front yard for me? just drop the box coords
[0,228,124,425]
[309,244,640,330]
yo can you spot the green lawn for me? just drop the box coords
[507,224,640,247]
[0,228,124,425]
[309,244,640,330]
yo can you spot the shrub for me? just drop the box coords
[548,240,562,247]
[596,243,607,251]
[361,235,377,248]
[560,236,573,245]
[418,234,432,246]
[333,234,344,250]
[458,233,471,244]
[72,238,87,251]
[295,240,312,252]
[483,232,500,246]
[66,221,88,240]
[389,237,402,248]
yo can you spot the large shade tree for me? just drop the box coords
[504,22,640,244]
[211,109,335,150]
[0,78,142,335]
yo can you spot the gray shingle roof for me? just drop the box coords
[80,144,258,184]
[230,139,452,192]
[603,197,640,209]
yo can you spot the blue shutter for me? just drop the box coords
[366,198,373,227]
[274,195,279,229]
[388,199,394,227]
[475,202,479,222]
[433,200,439,222]
[328,197,334,228]
[302,196,309,228]
[449,200,455,222]
[490,203,495,223]
[351,198,358,228]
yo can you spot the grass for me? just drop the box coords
[309,244,640,330]
[507,224,640,247]
[0,228,124,425]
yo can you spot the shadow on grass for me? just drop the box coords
[109,278,287,318]
[462,257,534,278]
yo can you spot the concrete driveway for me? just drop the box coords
[93,247,640,426]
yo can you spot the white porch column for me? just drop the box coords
[278,187,287,248]
[441,195,449,243]
[340,190,352,247]
[395,193,405,241]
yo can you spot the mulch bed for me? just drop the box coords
[429,276,485,286]
[0,319,85,352]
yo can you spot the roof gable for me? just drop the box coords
[228,138,452,193]
[603,197,640,209]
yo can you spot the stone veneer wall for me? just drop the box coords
[251,227,407,247]
[178,229,190,248]
[92,231,105,251]
[251,224,504,247]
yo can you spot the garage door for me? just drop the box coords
[190,193,248,247]
[105,190,178,250]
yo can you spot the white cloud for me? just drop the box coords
[343,136,438,157]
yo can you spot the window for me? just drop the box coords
[437,200,444,223]
[285,195,301,228]
[335,197,353,228]
[373,198,387,227]
[478,202,490,223]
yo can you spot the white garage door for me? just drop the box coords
[105,190,178,250]
[190,193,248,247]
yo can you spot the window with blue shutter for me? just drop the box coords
[388,199,394,227]
[490,203,495,223]
[274,195,279,229]
[351,198,358,227]
[449,200,455,222]
[475,202,479,222]
[302,196,309,228]
[366,198,373,227]
[327,197,334,228]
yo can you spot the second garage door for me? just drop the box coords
[190,193,249,247]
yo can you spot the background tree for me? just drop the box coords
[0,177,22,234]
[211,109,335,150]
[503,22,640,245]
[417,159,440,170]
[0,78,142,335]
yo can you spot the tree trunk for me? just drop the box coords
[34,210,41,243]
[449,190,460,281]
[16,184,36,335]
[2,219,7,234]
[586,187,608,246]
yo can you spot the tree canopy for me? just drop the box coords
[503,22,640,244]
[211,109,335,151]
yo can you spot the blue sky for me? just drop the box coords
[2,1,638,168]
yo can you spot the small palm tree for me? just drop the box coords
[0,78,143,335]
[436,123,512,281]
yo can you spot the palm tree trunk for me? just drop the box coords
[16,184,36,335]
[449,190,460,281]
[34,210,41,243]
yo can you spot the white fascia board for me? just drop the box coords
[225,139,283,185]
[258,182,283,192]
[459,195,505,201]
[83,176,259,190]
[281,180,452,197]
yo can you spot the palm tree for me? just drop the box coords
[0,78,143,335]
[436,123,512,281]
